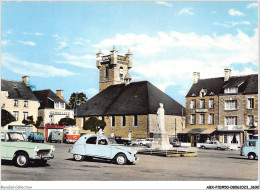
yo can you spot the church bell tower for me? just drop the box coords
[96,46,132,92]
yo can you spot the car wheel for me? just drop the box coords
[115,153,127,165]
[14,152,29,167]
[248,153,256,160]
[73,154,85,161]
[201,146,206,149]
[140,143,143,146]
[217,147,221,150]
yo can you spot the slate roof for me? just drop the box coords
[77,81,185,117]
[1,79,38,101]
[34,89,72,109]
[186,74,258,97]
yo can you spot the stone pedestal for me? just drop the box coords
[150,131,172,150]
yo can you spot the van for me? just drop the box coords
[240,139,258,160]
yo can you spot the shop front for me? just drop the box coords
[217,125,244,150]
[45,124,65,141]
[178,128,216,147]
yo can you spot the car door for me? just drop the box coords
[1,132,7,158]
[94,136,112,159]
[84,136,98,157]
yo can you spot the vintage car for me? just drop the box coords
[48,131,62,143]
[28,132,45,143]
[114,136,131,145]
[1,130,55,167]
[69,134,138,165]
[200,140,229,150]
[131,138,152,146]
[240,139,258,160]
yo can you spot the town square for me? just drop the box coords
[1,1,259,190]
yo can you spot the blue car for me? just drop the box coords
[28,132,45,143]
[240,139,258,160]
[69,134,139,165]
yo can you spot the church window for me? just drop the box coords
[104,67,109,80]
[122,115,126,128]
[133,115,138,127]
[111,116,115,127]
[119,67,123,81]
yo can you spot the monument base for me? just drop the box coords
[150,131,172,150]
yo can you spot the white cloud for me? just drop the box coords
[56,53,96,69]
[23,32,44,36]
[2,52,75,77]
[177,8,194,16]
[229,9,244,16]
[1,40,9,46]
[95,29,258,93]
[18,40,36,46]
[247,2,258,9]
[211,11,217,14]
[213,21,250,28]
[154,1,172,7]
[55,41,68,50]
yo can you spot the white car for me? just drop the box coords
[131,138,153,146]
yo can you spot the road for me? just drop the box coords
[1,143,258,181]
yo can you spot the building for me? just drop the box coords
[1,76,39,136]
[33,89,74,140]
[181,69,258,148]
[76,47,185,139]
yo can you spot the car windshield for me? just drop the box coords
[8,132,25,142]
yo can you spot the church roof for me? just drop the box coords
[1,79,38,101]
[77,81,185,117]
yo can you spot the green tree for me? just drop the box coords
[58,117,76,126]
[69,92,88,109]
[83,117,106,133]
[1,109,16,127]
[22,116,43,131]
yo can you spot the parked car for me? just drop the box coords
[48,131,62,143]
[200,140,229,150]
[28,132,45,143]
[1,130,55,167]
[131,138,151,146]
[69,134,138,165]
[114,136,131,145]
[240,139,258,160]
[170,138,181,147]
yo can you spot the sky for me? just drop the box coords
[1,1,258,106]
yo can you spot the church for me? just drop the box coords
[75,47,186,140]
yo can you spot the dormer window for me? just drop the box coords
[224,87,238,94]
[5,91,9,97]
[200,89,207,97]
[54,102,65,109]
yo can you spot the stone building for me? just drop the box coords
[76,47,185,139]
[1,76,39,137]
[181,69,258,148]
[33,89,74,140]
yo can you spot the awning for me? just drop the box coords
[201,128,216,134]
[178,128,216,135]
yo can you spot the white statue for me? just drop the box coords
[156,103,165,132]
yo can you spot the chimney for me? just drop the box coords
[224,69,231,82]
[56,90,64,100]
[22,76,29,86]
[193,72,200,84]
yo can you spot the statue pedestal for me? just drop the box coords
[150,131,172,150]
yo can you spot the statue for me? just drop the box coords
[156,103,165,132]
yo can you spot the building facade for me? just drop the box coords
[76,48,185,139]
[181,69,258,148]
[34,89,74,139]
[1,76,39,136]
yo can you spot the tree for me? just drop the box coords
[58,117,76,126]
[69,92,88,109]
[83,117,106,133]
[1,109,16,127]
[22,116,43,131]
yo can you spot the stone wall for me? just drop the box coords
[185,95,219,129]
